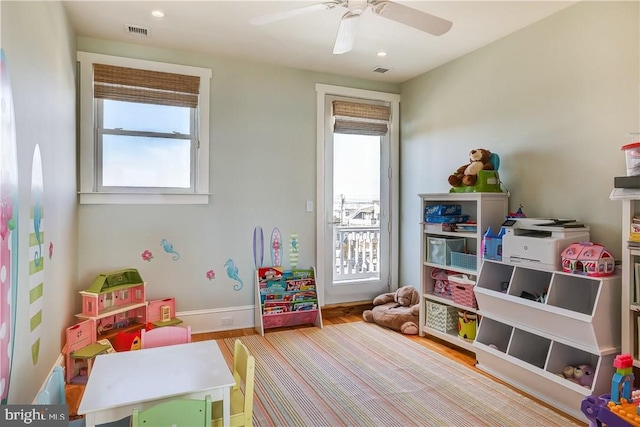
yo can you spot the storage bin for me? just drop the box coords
[427,237,466,266]
[458,311,477,340]
[424,214,470,224]
[426,301,458,333]
[622,134,640,176]
[424,204,461,217]
[450,251,477,270]
[449,274,478,309]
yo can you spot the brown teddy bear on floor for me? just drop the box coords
[362,286,420,335]
[448,148,494,187]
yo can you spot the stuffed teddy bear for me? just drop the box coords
[362,286,420,335]
[448,148,494,187]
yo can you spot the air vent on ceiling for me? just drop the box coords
[125,24,150,37]
[372,66,390,74]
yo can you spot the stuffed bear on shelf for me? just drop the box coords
[448,148,494,187]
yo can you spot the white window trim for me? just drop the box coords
[77,52,212,205]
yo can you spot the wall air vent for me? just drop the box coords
[372,66,390,74]
[125,25,150,37]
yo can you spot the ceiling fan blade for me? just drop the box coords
[372,1,452,36]
[333,11,362,54]
[250,2,340,26]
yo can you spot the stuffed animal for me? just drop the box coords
[362,286,420,335]
[561,364,595,388]
[574,364,595,388]
[448,148,494,187]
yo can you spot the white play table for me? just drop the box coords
[78,340,235,426]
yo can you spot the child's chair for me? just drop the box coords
[212,339,255,427]
[140,325,192,349]
[37,366,131,427]
[132,395,211,427]
[37,366,86,427]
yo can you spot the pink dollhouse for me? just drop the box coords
[147,297,183,327]
[64,318,111,383]
[560,242,615,277]
[76,268,148,342]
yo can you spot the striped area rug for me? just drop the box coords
[217,322,583,427]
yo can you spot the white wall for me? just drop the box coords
[399,1,640,287]
[75,38,399,325]
[1,1,78,404]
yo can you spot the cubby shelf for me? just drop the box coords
[418,192,509,351]
[474,259,621,422]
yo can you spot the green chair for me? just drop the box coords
[131,395,211,427]
[212,339,255,427]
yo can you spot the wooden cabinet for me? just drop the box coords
[418,192,508,352]
[254,266,323,336]
[473,259,621,421]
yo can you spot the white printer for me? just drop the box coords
[501,218,590,271]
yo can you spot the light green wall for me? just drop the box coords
[1,1,77,404]
[399,1,640,287]
[75,37,399,310]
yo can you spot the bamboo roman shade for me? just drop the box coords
[93,64,201,108]
[332,100,391,136]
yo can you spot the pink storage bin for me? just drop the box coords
[448,274,478,309]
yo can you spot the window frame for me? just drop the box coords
[77,52,212,205]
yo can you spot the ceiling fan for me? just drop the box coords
[250,0,453,55]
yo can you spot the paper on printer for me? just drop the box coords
[501,218,590,271]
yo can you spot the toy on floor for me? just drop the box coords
[362,286,419,335]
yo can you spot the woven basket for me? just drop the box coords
[425,301,458,333]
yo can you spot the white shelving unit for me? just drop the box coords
[616,194,640,367]
[473,259,621,422]
[418,192,508,352]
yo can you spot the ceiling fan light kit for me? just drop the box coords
[251,0,453,55]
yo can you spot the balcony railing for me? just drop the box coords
[334,226,380,282]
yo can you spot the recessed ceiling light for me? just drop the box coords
[151,10,165,18]
[377,51,387,57]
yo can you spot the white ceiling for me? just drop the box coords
[62,1,577,84]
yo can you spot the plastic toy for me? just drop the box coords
[561,242,616,277]
[611,354,634,404]
[482,226,505,261]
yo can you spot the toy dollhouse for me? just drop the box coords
[76,268,148,342]
[560,242,616,277]
[66,269,186,380]
[147,297,183,327]
[64,318,111,383]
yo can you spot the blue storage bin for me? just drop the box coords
[424,204,461,216]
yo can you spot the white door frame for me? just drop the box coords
[315,83,400,307]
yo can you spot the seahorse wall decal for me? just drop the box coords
[160,238,180,261]
[224,258,243,291]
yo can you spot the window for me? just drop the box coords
[78,52,212,204]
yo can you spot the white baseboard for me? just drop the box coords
[177,305,255,334]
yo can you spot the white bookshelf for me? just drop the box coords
[418,192,508,352]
